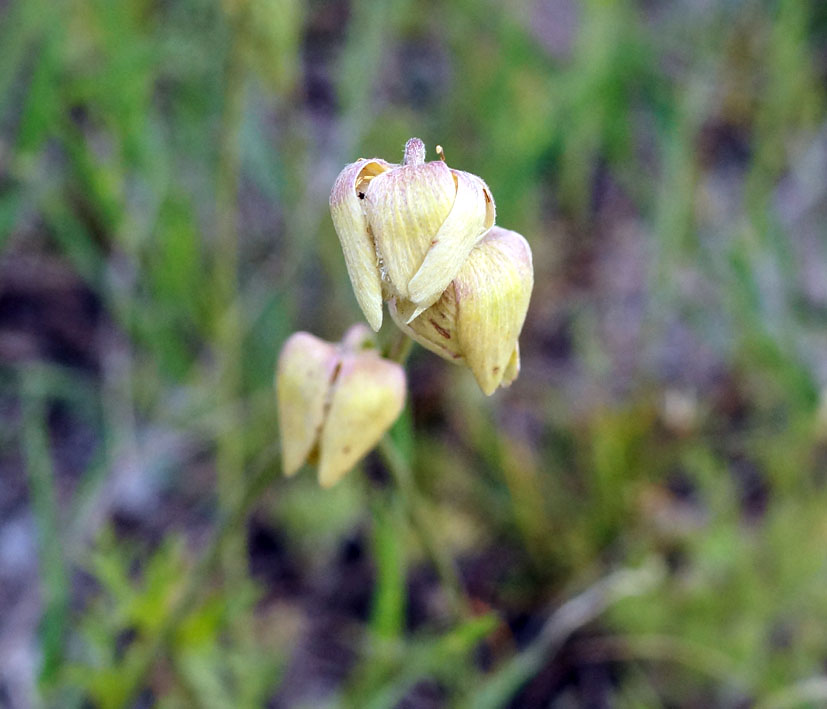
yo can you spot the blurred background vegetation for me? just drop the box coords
[1,0,827,706]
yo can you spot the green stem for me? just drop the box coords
[377,436,469,621]
[368,489,407,640]
[381,332,465,616]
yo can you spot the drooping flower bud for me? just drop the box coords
[330,138,495,331]
[276,325,406,487]
[388,227,533,396]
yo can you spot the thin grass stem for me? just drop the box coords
[377,436,469,622]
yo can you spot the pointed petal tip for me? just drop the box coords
[404,304,426,324]
[469,362,506,396]
[465,347,523,397]
[282,457,303,478]
[471,339,521,396]
[317,467,340,488]
[366,307,383,332]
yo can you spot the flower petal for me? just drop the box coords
[388,292,465,363]
[406,170,495,317]
[275,332,340,476]
[330,158,393,331]
[365,160,456,300]
[317,352,406,487]
[455,227,533,395]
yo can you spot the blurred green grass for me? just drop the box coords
[1,0,827,706]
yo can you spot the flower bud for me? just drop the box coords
[330,138,495,331]
[388,227,533,396]
[276,325,406,487]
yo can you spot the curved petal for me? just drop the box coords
[365,161,456,300]
[317,352,406,487]
[388,292,465,363]
[454,227,533,395]
[330,159,393,331]
[405,170,494,318]
[275,332,340,476]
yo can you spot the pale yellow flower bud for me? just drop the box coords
[275,325,406,487]
[388,227,533,396]
[329,138,495,331]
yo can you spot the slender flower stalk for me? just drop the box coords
[377,436,470,621]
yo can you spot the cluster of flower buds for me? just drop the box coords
[330,138,533,394]
[276,325,406,487]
